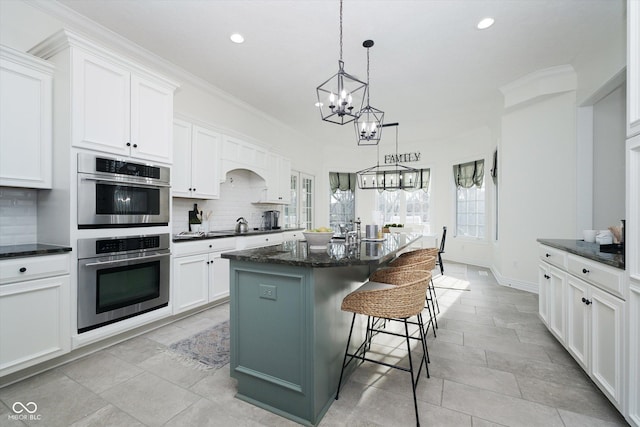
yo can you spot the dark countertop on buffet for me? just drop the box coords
[172,228,304,242]
[0,243,72,259]
[537,238,624,270]
[221,233,421,268]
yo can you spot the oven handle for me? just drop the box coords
[84,252,170,267]
[80,176,171,188]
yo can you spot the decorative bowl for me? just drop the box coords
[303,231,334,249]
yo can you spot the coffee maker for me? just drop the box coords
[263,210,280,230]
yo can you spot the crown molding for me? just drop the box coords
[499,64,577,109]
[0,44,55,74]
[26,0,307,140]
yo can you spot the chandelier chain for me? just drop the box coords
[339,0,343,61]
[366,46,370,104]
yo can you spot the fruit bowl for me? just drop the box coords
[303,231,334,250]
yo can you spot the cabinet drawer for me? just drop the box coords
[173,237,236,257]
[539,245,568,269]
[0,254,70,285]
[568,254,624,298]
[241,233,284,249]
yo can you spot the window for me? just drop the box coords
[329,172,356,233]
[284,171,314,229]
[375,168,431,233]
[454,160,485,239]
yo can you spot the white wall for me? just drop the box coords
[497,91,578,287]
[593,84,626,229]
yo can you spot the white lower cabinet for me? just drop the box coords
[172,238,235,314]
[628,282,640,426]
[0,254,70,376]
[539,244,625,411]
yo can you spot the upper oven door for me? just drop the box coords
[77,173,170,228]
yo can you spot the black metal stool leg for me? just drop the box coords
[336,313,356,400]
[404,319,420,427]
[430,278,440,314]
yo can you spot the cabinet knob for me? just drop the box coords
[133,144,138,148]
[545,253,551,258]
[126,142,131,147]
[581,297,592,305]
[544,274,550,279]
[209,245,212,248]
[582,268,589,274]
[19,267,27,273]
[188,188,192,191]
[193,188,196,192]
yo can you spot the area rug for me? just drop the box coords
[167,320,230,370]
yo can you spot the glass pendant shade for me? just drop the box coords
[316,61,368,125]
[355,105,384,145]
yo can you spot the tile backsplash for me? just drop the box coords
[172,169,283,234]
[0,187,38,245]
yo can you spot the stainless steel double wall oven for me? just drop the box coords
[76,153,171,333]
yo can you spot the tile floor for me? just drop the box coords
[0,263,630,427]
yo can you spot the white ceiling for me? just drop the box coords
[57,0,625,147]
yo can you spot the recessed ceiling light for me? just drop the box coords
[230,33,245,43]
[477,17,495,30]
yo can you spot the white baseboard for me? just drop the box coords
[442,256,538,294]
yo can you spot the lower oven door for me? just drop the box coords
[78,250,170,333]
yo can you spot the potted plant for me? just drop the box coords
[383,223,404,233]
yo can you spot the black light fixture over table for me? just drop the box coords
[357,123,420,190]
[355,40,384,145]
[316,0,368,125]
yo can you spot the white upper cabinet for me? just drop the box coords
[262,152,291,204]
[72,50,175,163]
[628,0,640,137]
[173,118,221,199]
[0,45,54,189]
[29,29,179,164]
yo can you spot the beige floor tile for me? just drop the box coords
[59,351,144,394]
[442,380,564,427]
[428,341,488,367]
[0,370,107,427]
[441,319,518,339]
[164,398,265,427]
[137,351,210,388]
[106,335,166,365]
[516,375,626,423]
[100,371,200,426]
[68,404,145,427]
[428,357,521,397]
[557,408,629,426]
[471,417,509,427]
[463,332,551,362]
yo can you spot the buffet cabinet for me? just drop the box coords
[538,244,625,411]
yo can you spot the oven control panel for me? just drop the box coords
[78,234,170,259]
[96,236,161,254]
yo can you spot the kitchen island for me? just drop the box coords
[221,233,421,426]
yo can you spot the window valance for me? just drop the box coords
[453,160,484,188]
[329,172,356,193]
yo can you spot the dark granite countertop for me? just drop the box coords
[221,233,421,268]
[0,243,72,259]
[173,228,304,242]
[537,238,624,270]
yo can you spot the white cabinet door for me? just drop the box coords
[72,50,130,156]
[172,119,192,197]
[279,156,292,204]
[590,285,624,406]
[548,266,566,342]
[538,262,550,326]
[628,0,640,137]
[172,253,209,314]
[191,125,220,199]
[130,74,174,163]
[210,253,230,302]
[0,46,53,189]
[566,275,589,369]
[0,275,70,375]
[629,282,640,427]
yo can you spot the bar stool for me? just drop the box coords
[388,255,438,333]
[396,250,440,316]
[336,269,430,427]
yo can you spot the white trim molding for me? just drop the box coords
[499,65,577,109]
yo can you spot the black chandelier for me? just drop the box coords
[316,0,368,125]
[357,123,420,190]
[355,40,384,145]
